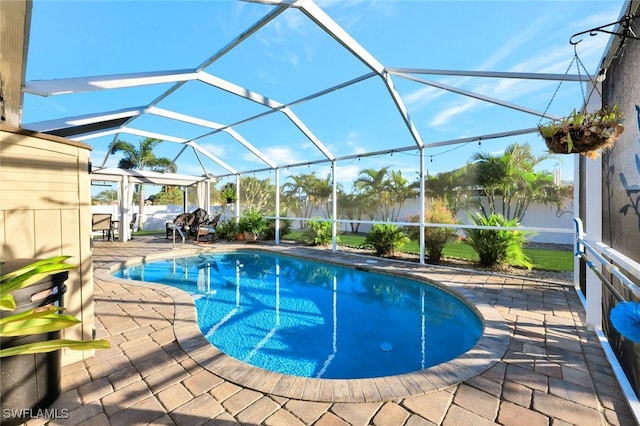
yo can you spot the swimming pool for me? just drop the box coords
[114,250,483,379]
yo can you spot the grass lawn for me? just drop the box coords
[284,231,573,272]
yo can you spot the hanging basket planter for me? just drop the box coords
[538,106,624,158]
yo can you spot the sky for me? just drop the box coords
[22,0,627,196]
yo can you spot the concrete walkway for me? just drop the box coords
[34,236,636,425]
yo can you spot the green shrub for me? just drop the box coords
[463,213,533,269]
[238,209,267,236]
[406,199,457,262]
[301,218,337,246]
[363,223,410,256]
[262,218,292,240]
[215,219,240,241]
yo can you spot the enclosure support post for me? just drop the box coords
[235,174,241,220]
[419,147,425,265]
[331,160,337,252]
[275,168,281,245]
[573,154,581,290]
[120,174,129,242]
[585,154,603,329]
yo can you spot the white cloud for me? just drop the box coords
[428,99,479,128]
[408,3,620,131]
[404,85,446,109]
[199,143,226,158]
[262,146,305,165]
[334,164,360,183]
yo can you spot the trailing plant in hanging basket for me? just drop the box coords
[538,106,624,158]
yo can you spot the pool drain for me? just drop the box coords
[380,342,393,352]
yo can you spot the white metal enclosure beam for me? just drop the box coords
[386,68,590,82]
[23,106,147,134]
[393,71,562,121]
[196,71,335,161]
[24,70,199,96]
[148,107,277,169]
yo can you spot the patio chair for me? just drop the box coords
[165,212,196,241]
[195,213,221,243]
[92,213,114,241]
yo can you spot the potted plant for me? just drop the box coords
[238,209,267,242]
[538,106,624,159]
[220,183,237,204]
[1,256,110,423]
[215,219,240,241]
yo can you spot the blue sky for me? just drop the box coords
[23,0,626,194]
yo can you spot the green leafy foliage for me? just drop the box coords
[538,106,624,155]
[0,257,111,357]
[215,219,240,241]
[414,199,458,262]
[220,182,237,204]
[301,218,337,246]
[405,199,458,261]
[262,218,293,240]
[463,213,534,269]
[363,224,410,256]
[238,209,267,235]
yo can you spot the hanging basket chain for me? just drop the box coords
[537,54,576,126]
[573,45,602,113]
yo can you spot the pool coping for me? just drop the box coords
[94,243,511,403]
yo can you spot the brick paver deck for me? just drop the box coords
[28,236,637,425]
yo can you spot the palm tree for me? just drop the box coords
[354,167,388,220]
[282,172,332,224]
[354,167,413,221]
[386,170,415,221]
[110,137,176,231]
[311,174,334,218]
[470,143,572,222]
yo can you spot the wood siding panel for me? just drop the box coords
[1,136,82,210]
[2,210,35,258]
[1,126,94,365]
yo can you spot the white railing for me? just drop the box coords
[573,217,640,423]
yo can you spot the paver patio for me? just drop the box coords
[28,236,637,425]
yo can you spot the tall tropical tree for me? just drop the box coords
[354,167,413,221]
[338,191,369,233]
[470,143,572,222]
[422,165,474,213]
[282,172,336,224]
[110,137,176,230]
[92,189,117,206]
[240,176,275,214]
[386,170,415,221]
[354,167,388,220]
[149,186,184,206]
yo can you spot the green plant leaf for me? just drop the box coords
[0,256,72,283]
[0,294,16,311]
[0,339,111,357]
[0,258,76,298]
[0,309,80,337]
[0,305,64,325]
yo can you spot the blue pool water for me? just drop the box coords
[114,251,482,379]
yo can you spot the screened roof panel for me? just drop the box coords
[19,0,627,184]
[289,76,419,157]
[204,6,377,104]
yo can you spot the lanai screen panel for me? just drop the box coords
[204,5,373,106]
[289,76,419,158]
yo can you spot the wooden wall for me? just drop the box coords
[0,124,95,366]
